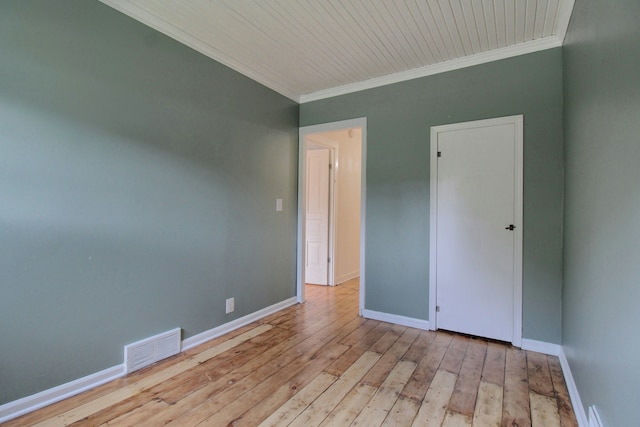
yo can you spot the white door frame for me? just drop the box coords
[298,117,367,315]
[304,141,336,286]
[429,115,523,346]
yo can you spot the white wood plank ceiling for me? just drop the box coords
[101,0,575,103]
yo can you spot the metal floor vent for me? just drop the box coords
[124,328,181,374]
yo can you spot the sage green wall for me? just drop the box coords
[0,1,298,404]
[562,1,640,425]
[301,49,564,344]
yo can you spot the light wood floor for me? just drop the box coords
[6,278,577,426]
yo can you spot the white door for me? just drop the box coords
[305,148,330,285]
[431,116,522,343]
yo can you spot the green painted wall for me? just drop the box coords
[0,1,298,404]
[301,49,564,344]
[562,1,640,425]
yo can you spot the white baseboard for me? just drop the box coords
[0,365,125,424]
[0,296,298,423]
[335,271,360,285]
[182,297,298,350]
[588,405,603,427]
[559,348,589,427]
[362,309,430,330]
[521,338,562,356]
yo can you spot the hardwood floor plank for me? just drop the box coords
[502,347,531,427]
[318,384,377,427]
[527,351,555,397]
[159,327,295,404]
[89,327,301,426]
[442,410,472,426]
[194,341,350,426]
[411,369,457,427]
[150,316,341,425]
[547,356,579,427]
[338,318,380,346]
[165,315,359,426]
[360,327,417,388]
[482,342,507,386]
[402,330,436,363]
[369,325,406,354]
[439,334,470,375]
[6,366,159,427]
[530,392,561,427]
[351,360,418,426]
[101,398,168,426]
[473,381,503,427]
[448,338,487,417]
[257,372,337,427]
[380,395,420,427]
[129,331,312,426]
[288,350,381,426]
[401,332,453,402]
[235,335,361,426]
[324,322,392,377]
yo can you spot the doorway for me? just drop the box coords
[298,118,366,314]
[429,115,523,346]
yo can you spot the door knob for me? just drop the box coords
[505,224,516,230]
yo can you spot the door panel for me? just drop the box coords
[305,149,330,285]
[435,122,517,342]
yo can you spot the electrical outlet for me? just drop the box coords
[225,298,234,314]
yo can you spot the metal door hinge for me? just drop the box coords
[436,305,440,312]
[437,151,442,158]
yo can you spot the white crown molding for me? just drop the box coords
[98,0,300,102]
[362,309,429,330]
[556,0,576,43]
[300,37,562,103]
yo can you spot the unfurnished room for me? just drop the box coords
[1,1,638,426]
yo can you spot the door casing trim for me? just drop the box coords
[298,118,367,315]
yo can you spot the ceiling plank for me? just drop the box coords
[393,2,438,65]
[505,1,517,45]
[483,0,499,50]
[436,0,468,57]
[543,0,561,37]
[459,1,481,54]
[494,0,508,48]
[534,0,549,38]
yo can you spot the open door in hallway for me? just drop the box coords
[305,147,330,285]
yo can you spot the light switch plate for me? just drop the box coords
[276,198,283,211]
